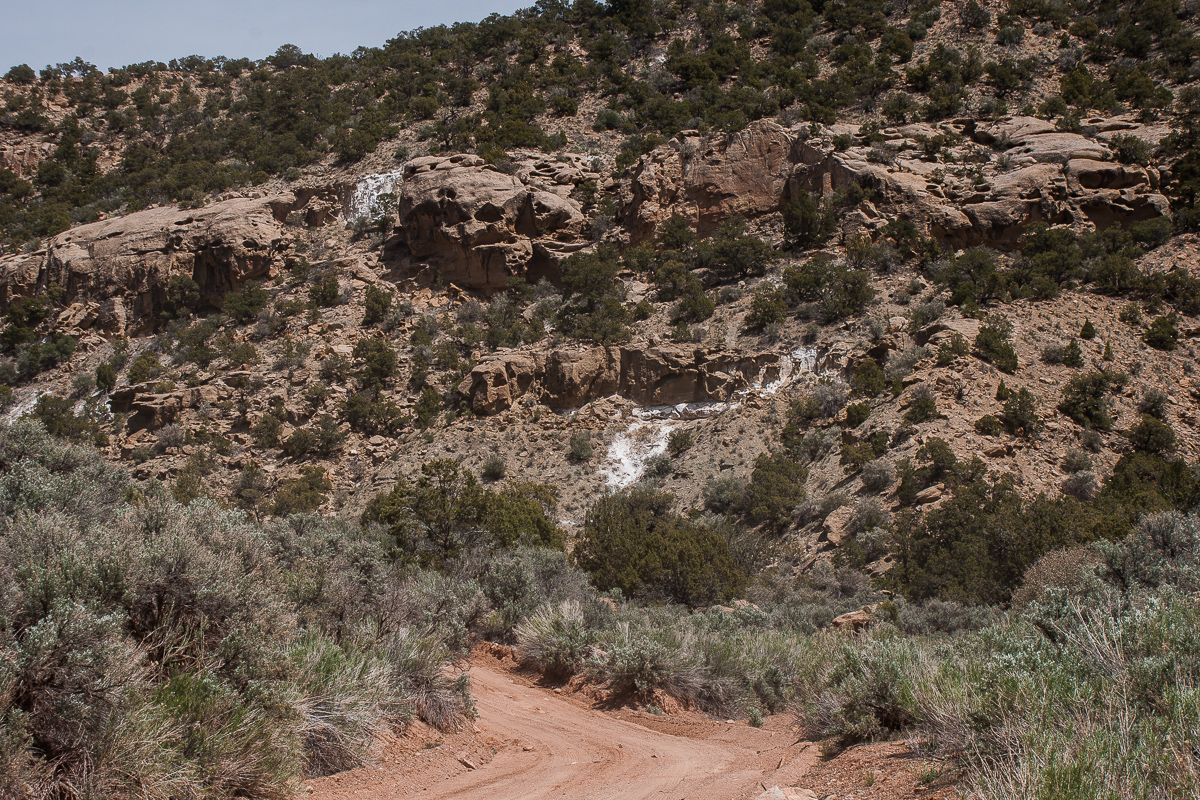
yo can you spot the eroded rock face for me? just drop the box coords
[0,142,50,179]
[0,193,318,334]
[109,381,227,428]
[458,343,781,415]
[397,154,589,291]
[623,115,1171,251]
[621,120,796,241]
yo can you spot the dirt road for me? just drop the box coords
[307,664,819,800]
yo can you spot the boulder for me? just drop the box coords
[0,141,51,179]
[465,352,539,416]
[822,505,855,547]
[913,483,945,505]
[110,382,225,428]
[0,249,44,309]
[831,608,875,633]
[397,154,587,290]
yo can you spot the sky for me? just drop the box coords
[0,0,530,72]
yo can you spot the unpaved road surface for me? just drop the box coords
[307,664,819,800]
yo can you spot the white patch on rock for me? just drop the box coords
[597,346,824,488]
[348,172,403,223]
[601,417,677,489]
[3,389,41,423]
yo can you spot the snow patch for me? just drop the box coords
[347,172,403,223]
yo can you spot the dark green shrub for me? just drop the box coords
[483,484,566,551]
[162,275,201,319]
[1138,388,1169,420]
[558,246,630,343]
[223,281,269,322]
[888,472,1116,604]
[272,466,332,515]
[745,285,787,329]
[251,413,283,448]
[960,0,991,28]
[1119,302,1143,326]
[1001,387,1040,437]
[674,280,715,323]
[95,361,117,392]
[692,217,775,280]
[309,272,341,307]
[353,337,397,388]
[783,190,836,248]
[1059,371,1115,430]
[341,394,405,435]
[1080,318,1097,339]
[667,429,693,456]
[1062,338,1084,367]
[851,358,887,397]
[904,392,939,424]
[1129,217,1173,250]
[739,451,807,533]
[482,454,507,481]
[1143,314,1179,351]
[974,414,1002,436]
[4,64,36,83]
[414,386,441,429]
[31,393,102,443]
[844,402,870,427]
[1108,133,1152,166]
[363,285,393,326]
[935,333,970,366]
[361,458,487,564]
[286,427,318,458]
[1127,414,1177,454]
[973,314,1018,373]
[126,351,163,384]
[783,256,875,322]
[568,431,593,463]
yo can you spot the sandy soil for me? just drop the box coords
[305,662,820,800]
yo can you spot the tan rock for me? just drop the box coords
[914,483,945,505]
[831,608,874,632]
[822,505,855,547]
[757,788,818,800]
[459,344,783,414]
[1,194,297,333]
[398,155,587,290]
[621,120,796,240]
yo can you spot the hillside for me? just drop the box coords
[2,0,1200,797]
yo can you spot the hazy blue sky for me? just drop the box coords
[1,0,529,71]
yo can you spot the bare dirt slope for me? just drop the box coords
[306,663,820,800]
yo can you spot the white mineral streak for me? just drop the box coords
[347,172,403,222]
[600,346,822,489]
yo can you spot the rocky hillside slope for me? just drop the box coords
[2,0,1200,583]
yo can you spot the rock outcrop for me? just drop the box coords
[459,343,785,415]
[0,142,50,179]
[0,193,319,334]
[621,115,1170,250]
[396,154,591,290]
[109,381,228,428]
[620,120,796,240]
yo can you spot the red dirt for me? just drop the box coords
[304,651,957,800]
